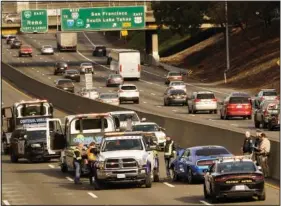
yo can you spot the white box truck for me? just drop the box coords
[56,32,77,52]
[108,49,141,80]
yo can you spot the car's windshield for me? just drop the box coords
[100,93,118,99]
[229,97,250,104]
[115,113,140,122]
[21,46,30,49]
[170,90,186,95]
[132,124,158,132]
[14,40,21,43]
[171,82,184,86]
[197,93,215,99]
[263,91,277,96]
[195,148,230,156]
[82,63,92,67]
[121,86,136,90]
[58,62,67,67]
[21,105,46,116]
[102,139,143,152]
[26,130,46,140]
[169,72,181,76]
[66,70,79,74]
[43,45,52,48]
[111,74,122,78]
[217,161,256,173]
[58,80,72,85]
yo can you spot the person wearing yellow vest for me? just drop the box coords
[164,136,176,178]
[87,142,99,184]
[73,142,86,184]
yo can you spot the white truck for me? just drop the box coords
[107,49,141,80]
[56,32,77,52]
[90,132,160,190]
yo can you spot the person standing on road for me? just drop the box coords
[257,133,271,177]
[87,142,98,184]
[253,129,262,165]
[164,136,176,178]
[73,142,86,184]
[241,131,254,157]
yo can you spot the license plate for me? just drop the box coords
[117,174,125,178]
[237,105,242,108]
[234,185,245,190]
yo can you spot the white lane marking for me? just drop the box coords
[3,200,10,205]
[143,102,147,104]
[140,89,143,92]
[185,83,228,95]
[48,164,55,168]
[191,115,195,116]
[37,70,39,72]
[48,77,51,79]
[200,200,212,205]
[163,182,175,188]
[45,60,47,62]
[151,93,156,96]
[66,177,74,182]
[87,192,98,199]
[172,110,177,112]
[42,74,45,76]
[82,32,95,46]
[231,124,238,126]
[156,105,162,108]
[142,69,164,78]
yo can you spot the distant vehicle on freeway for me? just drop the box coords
[19,45,32,57]
[41,45,54,55]
[63,69,80,82]
[6,35,17,44]
[106,74,124,87]
[109,111,145,131]
[56,32,77,52]
[98,93,120,106]
[170,145,232,184]
[163,89,187,106]
[108,49,141,80]
[132,122,166,150]
[10,40,22,49]
[118,84,140,104]
[78,87,99,100]
[80,62,94,74]
[203,156,265,203]
[4,14,20,24]
[168,81,186,92]
[188,91,218,114]
[54,62,68,75]
[54,79,75,93]
[254,89,278,107]
[254,100,280,129]
[165,71,183,85]
[93,45,106,56]
[220,92,252,120]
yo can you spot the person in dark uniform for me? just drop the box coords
[241,131,254,157]
[164,136,176,178]
[253,129,262,165]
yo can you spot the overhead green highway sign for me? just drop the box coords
[21,9,48,33]
[61,6,145,31]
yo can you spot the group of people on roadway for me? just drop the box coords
[242,129,271,177]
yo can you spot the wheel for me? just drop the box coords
[243,116,247,120]
[19,54,21,57]
[153,171,160,182]
[257,189,266,201]
[7,20,12,24]
[10,152,18,163]
[268,122,273,131]
[204,183,209,199]
[209,110,213,114]
[224,113,229,120]
[144,173,152,188]
[254,117,260,128]
[210,187,218,203]
[171,166,179,181]
[135,99,139,104]
[248,115,252,120]
[92,177,104,190]
[30,54,32,57]
[76,79,80,82]
[61,164,68,173]
[220,112,223,119]
[192,106,196,114]
[3,141,9,155]
[214,110,217,114]
[43,158,51,162]
[187,168,194,184]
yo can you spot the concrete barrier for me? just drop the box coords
[2,62,279,181]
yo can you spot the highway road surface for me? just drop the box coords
[1,65,280,206]
[2,33,279,142]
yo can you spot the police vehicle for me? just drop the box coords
[2,99,53,154]
[203,156,265,203]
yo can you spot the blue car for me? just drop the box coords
[170,145,233,184]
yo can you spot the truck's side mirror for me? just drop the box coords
[257,166,262,171]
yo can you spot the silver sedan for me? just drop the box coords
[41,45,54,55]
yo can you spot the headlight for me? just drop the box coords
[31,143,41,148]
[97,161,105,169]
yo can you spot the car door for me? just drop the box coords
[176,149,191,178]
[47,119,65,154]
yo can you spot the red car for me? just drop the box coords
[220,92,252,120]
[165,71,183,85]
[19,45,33,57]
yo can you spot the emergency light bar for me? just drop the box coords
[19,99,48,104]
[218,155,252,162]
[105,131,143,137]
[76,113,109,118]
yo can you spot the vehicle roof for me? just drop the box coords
[13,99,49,106]
[57,78,72,81]
[81,62,92,65]
[99,93,118,96]
[42,45,52,47]
[65,69,79,72]
[104,131,143,137]
[168,71,181,74]
[261,89,276,91]
[65,113,110,121]
[109,111,137,115]
[170,81,184,84]
[133,122,158,126]
[120,84,137,87]
[188,145,227,151]
[194,91,214,94]
[230,92,250,97]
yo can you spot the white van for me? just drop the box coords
[108,49,141,80]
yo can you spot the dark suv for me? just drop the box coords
[54,62,68,75]
[93,45,106,57]
[10,40,22,49]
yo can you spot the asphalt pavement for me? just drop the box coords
[2,33,279,142]
[1,44,280,206]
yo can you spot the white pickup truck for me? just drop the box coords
[91,132,160,190]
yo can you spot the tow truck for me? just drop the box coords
[45,113,120,175]
[2,99,53,154]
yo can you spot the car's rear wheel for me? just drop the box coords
[10,151,18,163]
[257,189,266,201]
[248,115,252,120]
[135,99,139,104]
[192,106,196,114]
[144,173,152,188]
[187,168,194,184]
[171,166,179,181]
[214,110,217,114]
[30,54,32,57]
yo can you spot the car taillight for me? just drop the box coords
[138,64,141,72]
[118,90,123,93]
[120,65,122,72]
[215,176,227,182]
[275,96,279,100]
[264,110,268,116]
[252,175,264,181]
[212,98,217,102]
[227,104,235,109]
[261,97,264,101]
[195,99,201,102]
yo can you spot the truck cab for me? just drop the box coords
[2,99,53,154]
[47,113,120,174]
[90,131,160,190]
